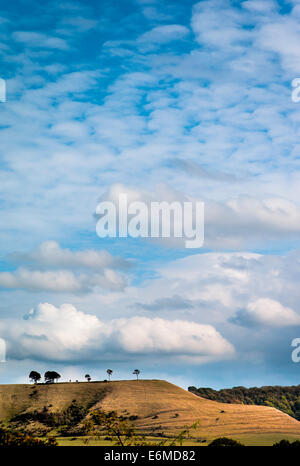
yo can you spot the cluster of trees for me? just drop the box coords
[29,369,141,384]
[0,427,57,447]
[208,437,300,447]
[29,371,61,384]
[188,384,300,420]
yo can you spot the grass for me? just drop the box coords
[56,435,170,446]
[229,432,300,446]
[56,433,300,447]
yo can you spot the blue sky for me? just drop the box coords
[1,0,300,389]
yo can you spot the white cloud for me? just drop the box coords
[58,16,98,34]
[242,0,277,13]
[13,31,69,50]
[204,196,300,248]
[191,0,300,75]
[191,0,251,50]
[258,19,300,73]
[109,250,300,333]
[2,2,300,256]
[4,303,235,363]
[10,241,130,270]
[6,250,296,367]
[0,268,83,292]
[232,298,300,327]
[0,267,126,293]
[50,121,90,139]
[136,294,194,311]
[97,183,300,249]
[139,24,189,44]
[24,303,101,348]
[106,316,234,361]
[141,7,171,21]
[0,242,130,293]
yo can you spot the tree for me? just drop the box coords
[29,371,41,384]
[133,369,140,380]
[85,374,91,382]
[44,371,61,384]
[208,437,245,447]
[90,410,199,446]
[107,369,113,381]
[273,439,300,447]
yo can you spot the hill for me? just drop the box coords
[188,384,300,420]
[1,380,300,445]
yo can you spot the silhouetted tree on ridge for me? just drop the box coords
[44,371,61,383]
[133,369,140,380]
[29,371,41,384]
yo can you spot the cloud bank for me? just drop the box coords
[2,303,234,364]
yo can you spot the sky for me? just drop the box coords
[0,0,300,389]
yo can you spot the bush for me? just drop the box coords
[0,427,57,446]
[208,437,245,447]
[273,439,300,447]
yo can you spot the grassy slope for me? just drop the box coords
[0,381,110,419]
[1,379,300,445]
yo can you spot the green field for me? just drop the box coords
[56,432,300,447]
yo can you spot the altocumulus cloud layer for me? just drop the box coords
[0,0,300,386]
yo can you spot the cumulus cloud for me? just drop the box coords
[106,316,234,361]
[108,250,300,334]
[4,303,234,363]
[232,298,300,328]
